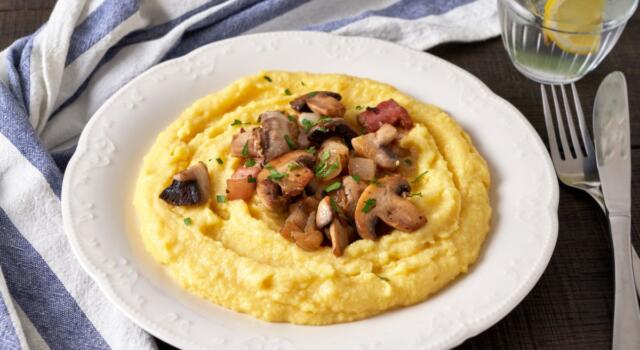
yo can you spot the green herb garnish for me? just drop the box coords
[241,141,249,157]
[300,81,306,86]
[324,181,341,193]
[362,198,376,213]
[305,146,316,154]
[263,75,272,82]
[284,134,297,150]
[302,119,315,133]
[413,170,429,183]
[307,91,318,97]
[216,195,227,203]
[216,158,223,165]
[267,169,287,181]
[284,88,292,96]
[355,105,363,110]
[408,192,422,198]
[247,176,257,183]
[404,158,413,166]
[183,217,192,226]
[231,119,243,126]
[351,175,361,182]
[287,114,296,122]
[320,150,330,161]
[317,162,338,178]
[245,158,256,167]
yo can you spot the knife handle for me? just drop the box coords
[609,215,640,350]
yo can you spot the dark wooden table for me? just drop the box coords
[2,1,638,349]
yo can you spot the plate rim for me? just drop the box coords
[62,30,559,350]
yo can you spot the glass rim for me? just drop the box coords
[499,0,639,33]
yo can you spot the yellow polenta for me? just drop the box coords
[133,71,491,325]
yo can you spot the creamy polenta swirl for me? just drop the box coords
[133,71,491,325]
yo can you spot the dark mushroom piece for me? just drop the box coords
[260,111,299,162]
[256,150,315,211]
[351,124,400,170]
[306,94,346,118]
[290,91,342,113]
[327,218,353,257]
[160,161,210,206]
[354,175,427,240]
[307,118,359,147]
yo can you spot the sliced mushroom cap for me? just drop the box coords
[260,111,299,162]
[316,196,334,229]
[160,162,210,206]
[354,175,427,240]
[340,176,367,218]
[327,218,352,257]
[306,94,346,118]
[292,210,325,251]
[307,118,359,147]
[230,128,262,158]
[351,124,400,170]
[290,91,342,112]
[257,150,315,211]
[315,138,349,181]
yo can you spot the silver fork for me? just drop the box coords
[540,83,640,295]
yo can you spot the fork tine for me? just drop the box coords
[559,84,584,157]
[571,83,595,157]
[541,85,561,162]
[550,85,573,159]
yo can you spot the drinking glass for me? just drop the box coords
[498,0,638,84]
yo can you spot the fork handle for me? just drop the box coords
[609,215,640,350]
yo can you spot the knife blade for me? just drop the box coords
[593,71,640,350]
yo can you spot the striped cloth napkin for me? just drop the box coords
[0,0,499,349]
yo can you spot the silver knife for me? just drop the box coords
[593,71,640,350]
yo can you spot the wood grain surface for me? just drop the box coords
[1,1,638,349]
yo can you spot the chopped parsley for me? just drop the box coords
[183,217,192,226]
[244,158,256,167]
[300,81,306,86]
[408,192,423,198]
[231,119,243,126]
[307,91,318,97]
[324,181,341,193]
[362,198,376,213]
[374,274,390,282]
[305,146,316,154]
[301,119,315,133]
[247,176,257,183]
[263,75,272,82]
[284,134,297,150]
[319,115,331,121]
[241,141,250,157]
[288,162,302,171]
[216,158,223,165]
[284,88,292,96]
[316,127,328,133]
[267,168,287,181]
[355,105,363,110]
[329,196,348,221]
[413,170,429,183]
[287,114,296,122]
[320,150,330,161]
[216,195,227,203]
[404,158,413,166]
[351,175,361,182]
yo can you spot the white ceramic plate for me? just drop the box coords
[62,31,558,350]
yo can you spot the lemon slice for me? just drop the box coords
[543,0,605,55]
